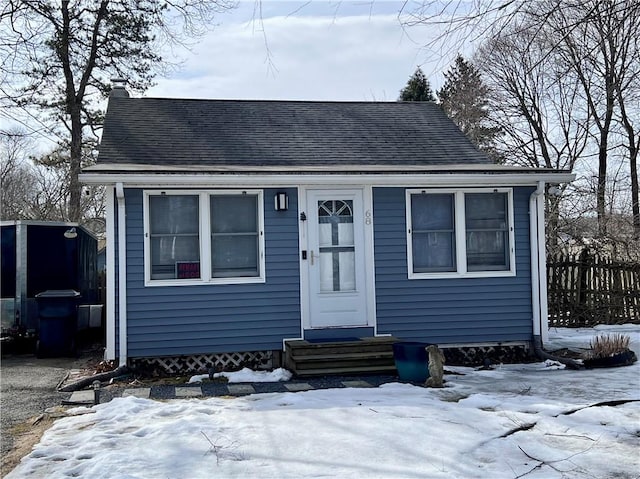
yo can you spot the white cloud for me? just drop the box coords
[147,9,464,101]
[2,2,475,146]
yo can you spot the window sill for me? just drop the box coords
[408,270,516,280]
[144,276,266,287]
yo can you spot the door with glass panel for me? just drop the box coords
[306,190,367,328]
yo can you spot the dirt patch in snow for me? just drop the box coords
[1,414,56,477]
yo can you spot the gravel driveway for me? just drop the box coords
[0,355,74,458]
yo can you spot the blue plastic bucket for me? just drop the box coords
[392,341,431,382]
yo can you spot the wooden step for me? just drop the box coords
[290,345,394,356]
[285,336,399,377]
[293,364,398,377]
[287,338,397,356]
[290,351,394,362]
[293,357,395,370]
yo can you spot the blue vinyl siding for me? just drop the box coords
[373,187,534,344]
[122,188,300,357]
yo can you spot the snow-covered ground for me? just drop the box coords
[7,325,640,479]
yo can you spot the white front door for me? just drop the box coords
[306,189,368,328]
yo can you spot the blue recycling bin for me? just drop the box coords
[35,290,81,357]
[392,341,432,382]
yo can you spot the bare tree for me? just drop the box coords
[399,0,601,62]
[0,128,37,219]
[475,1,639,251]
[404,0,640,239]
[549,1,639,237]
[608,4,640,238]
[476,19,590,171]
[476,18,591,250]
[1,127,105,233]
[0,0,234,221]
[1,130,67,221]
[28,163,70,221]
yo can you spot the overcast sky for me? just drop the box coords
[1,1,478,151]
[147,1,475,101]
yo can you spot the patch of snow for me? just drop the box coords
[189,367,293,384]
[6,325,640,479]
[188,374,209,383]
[542,359,566,370]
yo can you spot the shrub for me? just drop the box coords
[584,333,631,359]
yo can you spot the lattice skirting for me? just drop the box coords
[443,344,532,366]
[130,350,274,375]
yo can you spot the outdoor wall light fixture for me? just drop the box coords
[64,227,78,239]
[274,192,288,211]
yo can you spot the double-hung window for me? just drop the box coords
[149,194,201,280]
[410,194,456,273]
[407,188,515,278]
[465,193,510,272]
[210,194,260,278]
[144,190,264,286]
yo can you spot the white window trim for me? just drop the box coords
[406,188,516,280]
[143,189,265,287]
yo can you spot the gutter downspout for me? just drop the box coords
[530,182,544,341]
[537,186,550,344]
[529,182,582,369]
[116,182,128,367]
[105,187,116,360]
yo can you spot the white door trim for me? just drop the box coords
[363,185,378,333]
[298,186,310,337]
[298,186,376,332]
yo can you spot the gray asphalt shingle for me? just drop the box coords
[97,98,491,167]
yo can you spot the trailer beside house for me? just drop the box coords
[0,221,100,350]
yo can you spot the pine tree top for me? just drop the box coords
[399,68,435,102]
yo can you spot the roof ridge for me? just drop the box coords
[127,97,439,105]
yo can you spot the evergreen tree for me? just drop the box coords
[399,68,435,101]
[437,55,502,161]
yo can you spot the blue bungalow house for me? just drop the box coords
[80,85,574,374]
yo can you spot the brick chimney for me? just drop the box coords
[109,78,129,98]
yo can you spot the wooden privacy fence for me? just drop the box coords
[547,251,640,327]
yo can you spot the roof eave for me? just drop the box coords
[85,162,560,174]
[80,169,575,187]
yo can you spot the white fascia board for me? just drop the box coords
[83,162,559,173]
[80,172,575,187]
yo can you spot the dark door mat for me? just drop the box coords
[305,337,361,343]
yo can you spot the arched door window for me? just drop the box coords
[317,200,355,292]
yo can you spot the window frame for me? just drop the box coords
[406,188,516,280]
[143,189,265,287]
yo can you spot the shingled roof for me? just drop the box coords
[97,96,492,167]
